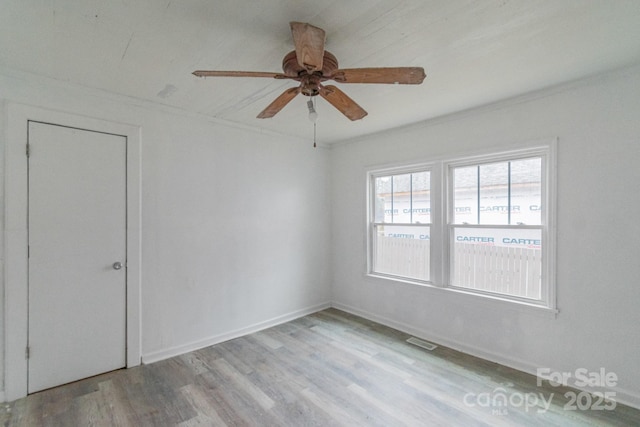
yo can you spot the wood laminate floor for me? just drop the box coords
[2,308,639,426]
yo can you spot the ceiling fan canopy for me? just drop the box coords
[193,22,426,121]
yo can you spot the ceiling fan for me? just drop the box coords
[193,22,426,121]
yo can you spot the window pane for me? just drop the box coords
[374,176,393,223]
[375,171,431,224]
[453,166,478,224]
[411,171,431,224]
[374,224,430,281]
[451,227,542,300]
[392,174,412,223]
[479,162,509,225]
[511,158,542,225]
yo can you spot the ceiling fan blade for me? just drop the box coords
[257,87,301,118]
[193,70,288,79]
[290,22,325,72]
[318,85,367,121]
[330,67,426,84]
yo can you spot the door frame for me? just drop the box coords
[4,104,142,401]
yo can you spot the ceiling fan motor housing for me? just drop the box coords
[282,50,339,96]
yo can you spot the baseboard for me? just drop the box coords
[142,302,331,365]
[331,302,640,410]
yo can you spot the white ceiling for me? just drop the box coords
[2,0,640,143]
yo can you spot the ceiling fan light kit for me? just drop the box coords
[193,22,426,122]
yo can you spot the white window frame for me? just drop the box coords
[366,140,557,311]
[367,164,440,285]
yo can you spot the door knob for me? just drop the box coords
[112,262,123,270]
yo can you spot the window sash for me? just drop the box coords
[448,224,544,302]
[450,157,543,226]
[371,223,431,282]
[372,171,431,225]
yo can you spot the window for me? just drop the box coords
[449,157,544,300]
[370,169,431,282]
[368,142,555,309]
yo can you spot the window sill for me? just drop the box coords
[366,273,559,319]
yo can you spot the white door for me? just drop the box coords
[27,121,127,393]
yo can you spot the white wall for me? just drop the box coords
[330,65,640,407]
[0,97,5,401]
[0,69,331,397]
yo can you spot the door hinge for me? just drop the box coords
[26,346,30,359]
[26,144,30,158]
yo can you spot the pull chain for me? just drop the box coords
[308,96,318,148]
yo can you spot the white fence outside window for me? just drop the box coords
[374,237,541,299]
